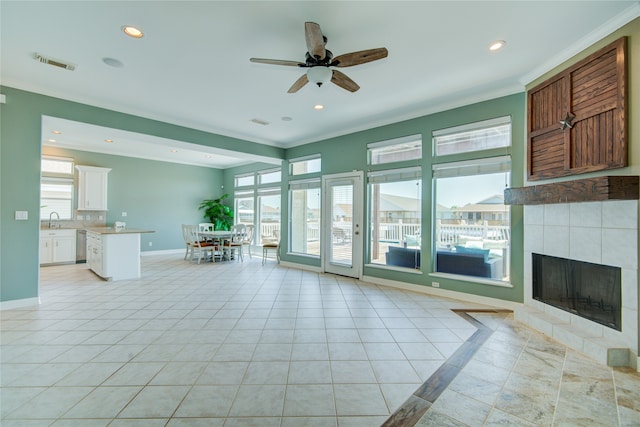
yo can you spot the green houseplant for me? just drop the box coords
[198,193,234,231]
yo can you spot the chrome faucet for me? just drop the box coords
[49,211,60,228]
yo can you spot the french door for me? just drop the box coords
[321,172,363,278]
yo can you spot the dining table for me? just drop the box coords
[198,230,241,261]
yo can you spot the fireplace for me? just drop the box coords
[532,253,621,331]
[515,199,638,368]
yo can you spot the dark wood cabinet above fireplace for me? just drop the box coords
[527,37,627,181]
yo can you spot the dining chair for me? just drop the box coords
[198,223,214,232]
[241,224,255,259]
[223,224,245,262]
[262,229,280,265]
[181,224,193,260]
[184,224,216,264]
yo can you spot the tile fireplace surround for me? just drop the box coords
[516,200,639,370]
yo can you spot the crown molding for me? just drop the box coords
[519,1,640,86]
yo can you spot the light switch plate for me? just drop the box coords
[15,210,28,220]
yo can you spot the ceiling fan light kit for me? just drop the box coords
[306,67,332,87]
[250,21,388,93]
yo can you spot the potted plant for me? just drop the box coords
[198,193,234,231]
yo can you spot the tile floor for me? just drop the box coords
[0,254,638,426]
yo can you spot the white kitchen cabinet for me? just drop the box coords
[87,229,148,281]
[40,229,76,265]
[76,165,111,210]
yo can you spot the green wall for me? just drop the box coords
[43,146,222,251]
[0,87,283,303]
[13,13,637,305]
[282,93,526,303]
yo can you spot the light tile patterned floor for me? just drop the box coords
[1,254,638,426]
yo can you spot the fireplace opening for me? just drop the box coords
[532,253,621,331]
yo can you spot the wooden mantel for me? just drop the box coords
[504,176,639,205]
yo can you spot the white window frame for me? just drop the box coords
[40,156,75,220]
[289,178,321,257]
[367,134,422,165]
[433,116,511,157]
[289,154,321,176]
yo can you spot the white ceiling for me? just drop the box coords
[2,1,638,168]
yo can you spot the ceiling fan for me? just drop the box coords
[250,22,388,93]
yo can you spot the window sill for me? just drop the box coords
[429,272,513,288]
[365,263,423,275]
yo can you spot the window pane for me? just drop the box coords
[42,157,74,175]
[40,181,73,220]
[291,157,321,175]
[369,140,422,165]
[369,179,421,269]
[259,170,281,184]
[290,187,321,256]
[434,171,510,281]
[235,193,254,226]
[236,174,254,187]
[435,122,510,156]
[259,193,280,244]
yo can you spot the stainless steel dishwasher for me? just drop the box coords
[76,229,87,263]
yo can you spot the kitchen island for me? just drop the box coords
[85,227,154,281]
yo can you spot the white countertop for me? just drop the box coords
[85,227,155,235]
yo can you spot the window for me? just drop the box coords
[432,117,511,282]
[40,156,74,220]
[258,168,281,185]
[368,135,422,165]
[433,116,511,156]
[289,179,321,256]
[368,167,422,269]
[234,190,254,226]
[290,155,321,175]
[258,187,281,243]
[234,168,281,247]
[235,173,254,187]
[367,136,422,270]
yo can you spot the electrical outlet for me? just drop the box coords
[148,242,152,247]
[431,281,440,288]
[77,215,84,220]
[122,212,127,217]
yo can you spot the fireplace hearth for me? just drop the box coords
[532,253,621,331]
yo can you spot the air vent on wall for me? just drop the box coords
[34,53,76,71]
[250,118,270,126]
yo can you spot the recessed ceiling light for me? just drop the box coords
[170,149,178,153]
[47,138,56,143]
[281,116,293,122]
[489,40,506,51]
[122,25,143,39]
[314,104,324,110]
[51,130,61,135]
[104,139,114,143]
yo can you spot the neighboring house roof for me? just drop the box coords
[379,193,420,211]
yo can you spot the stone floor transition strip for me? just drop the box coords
[381,309,512,427]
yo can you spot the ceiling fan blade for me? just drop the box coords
[305,22,326,60]
[250,58,304,67]
[288,74,309,93]
[331,70,360,92]
[331,48,388,67]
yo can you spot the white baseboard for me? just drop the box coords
[362,274,520,310]
[278,260,519,310]
[141,249,184,257]
[279,261,323,273]
[1,297,40,310]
